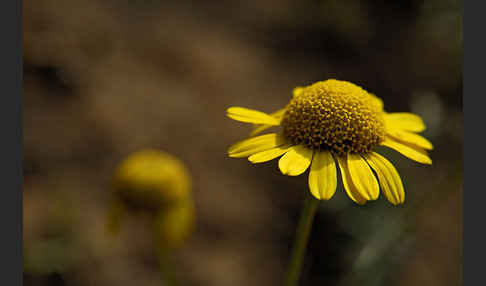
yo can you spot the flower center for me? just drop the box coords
[281,79,386,156]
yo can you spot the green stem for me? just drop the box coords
[155,245,179,286]
[284,193,320,286]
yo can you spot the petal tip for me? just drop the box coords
[248,156,262,164]
[390,199,405,206]
[309,191,321,200]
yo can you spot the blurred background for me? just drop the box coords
[23,0,462,285]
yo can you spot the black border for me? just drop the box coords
[464,1,479,285]
[0,0,22,284]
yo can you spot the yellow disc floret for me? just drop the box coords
[281,79,386,156]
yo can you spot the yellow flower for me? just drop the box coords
[227,79,432,205]
[111,149,191,211]
[107,149,195,248]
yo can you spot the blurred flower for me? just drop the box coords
[227,79,432,205]
[153,198,196,249]
[107,149,194,249]
[112,149,191,209]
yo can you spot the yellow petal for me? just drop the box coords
[227,107,280,125]
[293,86,305,97]
[369,93,384,110]
[308,151,337,200]
[381,138,432,165]
[387,129,433,150]
[384,113,426,132]
[248,144,293,163]
[278,145,313,176]
[250,108,287,136]
[270,108,287,119]
[336,156,367,205]
[250,125,272,137]
[346,153,380,200]
[364,152,405,205]
[228,133,285,158]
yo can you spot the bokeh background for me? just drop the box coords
[23,0,462,285]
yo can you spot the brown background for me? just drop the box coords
[23,1,462,285]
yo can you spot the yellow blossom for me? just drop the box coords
[107,149,194,248]
[112,149,191,210]
[227,79,432,205]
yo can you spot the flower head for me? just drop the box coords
[227,79,432,205]
[107,149,194,248]
[111,149,191,211]
[282,80,386,156]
